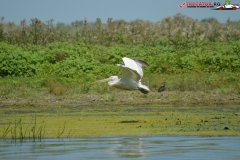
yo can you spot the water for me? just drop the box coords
[1,136,240,160]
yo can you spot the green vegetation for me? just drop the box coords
[1,105,239,139]
[0,14,240,78]
[0,72,239,101]
[0,14,240,139]
[1,114,68,141]
[0,14,240,104]
[1,115,46,142]
[0,39,240,78]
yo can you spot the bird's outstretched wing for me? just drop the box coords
[117,64,141,84]
[130,58,148,67]
[121,57,148,78]
[116,57,148,84]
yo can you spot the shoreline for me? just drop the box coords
[1,93,239,138]
[1,91,240,107]
[0,102,239,138]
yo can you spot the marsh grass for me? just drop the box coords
[45,78,66,96]
[1,115,46,142]
[146,72,240,94]
[2,123,11,139]
[57,121,66,138]
[1,14,240,46]
[0,72,239,99]
[30,115,43,141]
[0,72,239,110]
[1,116,72,141]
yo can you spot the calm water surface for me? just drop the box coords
[1,136,240,160]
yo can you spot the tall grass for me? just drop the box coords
[0,72,239,96]
[1,115,45,142]
[1,115,69,142]
[1,14,240,46]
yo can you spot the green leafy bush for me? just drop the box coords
[1,39,240,78]
[0,42,44,76]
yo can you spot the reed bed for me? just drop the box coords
[1,115,69,142]
[1,13,240,46]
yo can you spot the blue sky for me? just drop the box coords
[1,0,240,25]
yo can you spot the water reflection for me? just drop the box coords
[109,137,145,158]
[1,136,240,159]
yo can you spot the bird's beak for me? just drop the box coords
[95,78,111,83]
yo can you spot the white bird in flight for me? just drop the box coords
[97,57,150,94]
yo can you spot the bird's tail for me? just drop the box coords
[138,85,150,94]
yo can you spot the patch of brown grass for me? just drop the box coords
[45,78,66,96]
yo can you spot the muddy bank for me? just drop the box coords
[0,91,240,107]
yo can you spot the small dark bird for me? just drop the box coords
[158,82,166,92]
